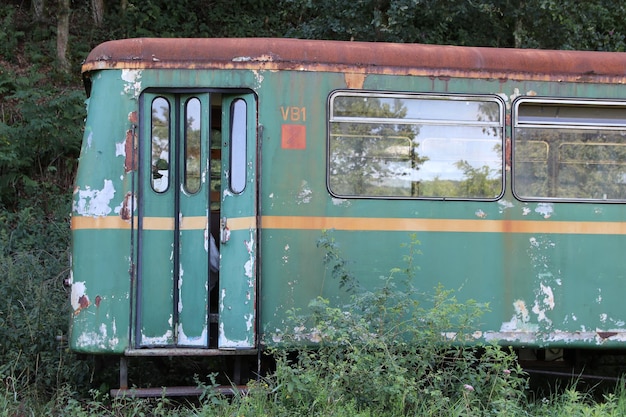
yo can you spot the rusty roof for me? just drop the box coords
[82,37,626,84]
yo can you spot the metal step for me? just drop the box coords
[111,385,248,398]
[124,348,257,356]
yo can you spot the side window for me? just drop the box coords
[513,99,626,201]
[328,92,504,199]
[151,97,170,192]
[184,97,201,194]
[229,98,247,194]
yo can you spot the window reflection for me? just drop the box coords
[514,101,626,200]
[185,97,201,194]
[230,99,247,194]
[329,93,503,199]
[151,97,170,193]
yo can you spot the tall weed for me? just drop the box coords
[0,194,90,402]
[270,232,528,415]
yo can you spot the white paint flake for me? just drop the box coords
[531,283,555,325]
[73,180,116,217]
[71,281,87,311]
[297,180,312,204]
[535,203,554,218]
[121,69,142,98]
[498,200,514,213]
[332,198,351,207]
[140,329,173,346]
[178,323,208,346]
[115,141,125,157]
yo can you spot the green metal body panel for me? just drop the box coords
[71,50,626,355]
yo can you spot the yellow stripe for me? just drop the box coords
[72,215,626,235]
[262,216,626,235]
[72,216,255,231]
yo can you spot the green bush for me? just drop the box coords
[265,233,528,416]
[0,195,91,404]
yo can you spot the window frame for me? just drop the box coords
[512,97,626,203]
[326,90,506,201]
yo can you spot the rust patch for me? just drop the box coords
[597,331,618,340]
[124,129,137,172]
[95,295,102,307]
[505,137,512,171]
[344,73,366,89]
[78,295,90,309]
[119,192,134,221]
[128,110,138,124]
[83,38,626,84]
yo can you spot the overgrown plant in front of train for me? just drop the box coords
[271,231,528,415]
[0,196,93,404]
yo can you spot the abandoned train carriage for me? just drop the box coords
[71,38,626,376]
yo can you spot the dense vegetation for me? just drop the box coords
[2,0,626,415]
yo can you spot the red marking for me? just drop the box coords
[281,124,306,149]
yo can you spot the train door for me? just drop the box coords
[218,95,257,349]
[135,91,257,350]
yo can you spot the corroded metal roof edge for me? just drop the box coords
[82,37,626,83]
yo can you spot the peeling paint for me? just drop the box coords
[497,200,514,213]
[535,203,553,218]
[344,73,366,89]
[114,192,135,221]
[123,126,137,172]
[232,54,274,63]
[115,141,125,157]
[282,244,289,264]
[121,69,142,98]
[71,281,88,313]
[178,323,208,346]
[73,180,116,217]
[475,209,487,218]
[218,322,250,348]
[76,323,119,350]
[332,197,351,207]
[297,180,312,204]
[140,329,173,346]
[251,69,264,86]
[532,283,555,325]
[244,231,255,280]
[500,300,538,332]
[220,288,226,313]
[178,263,184,314]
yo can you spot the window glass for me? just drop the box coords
[230,99,247,194]
[328,92,504,199]
[184,97,201,194]
[514,100,626,201]
[151,97,170,192]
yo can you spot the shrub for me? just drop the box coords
[268,232,528,416]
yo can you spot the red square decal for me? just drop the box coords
[281,124,306,149]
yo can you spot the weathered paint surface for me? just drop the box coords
[72,38,626,358]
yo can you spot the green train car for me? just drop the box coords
[70,38,626,389]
